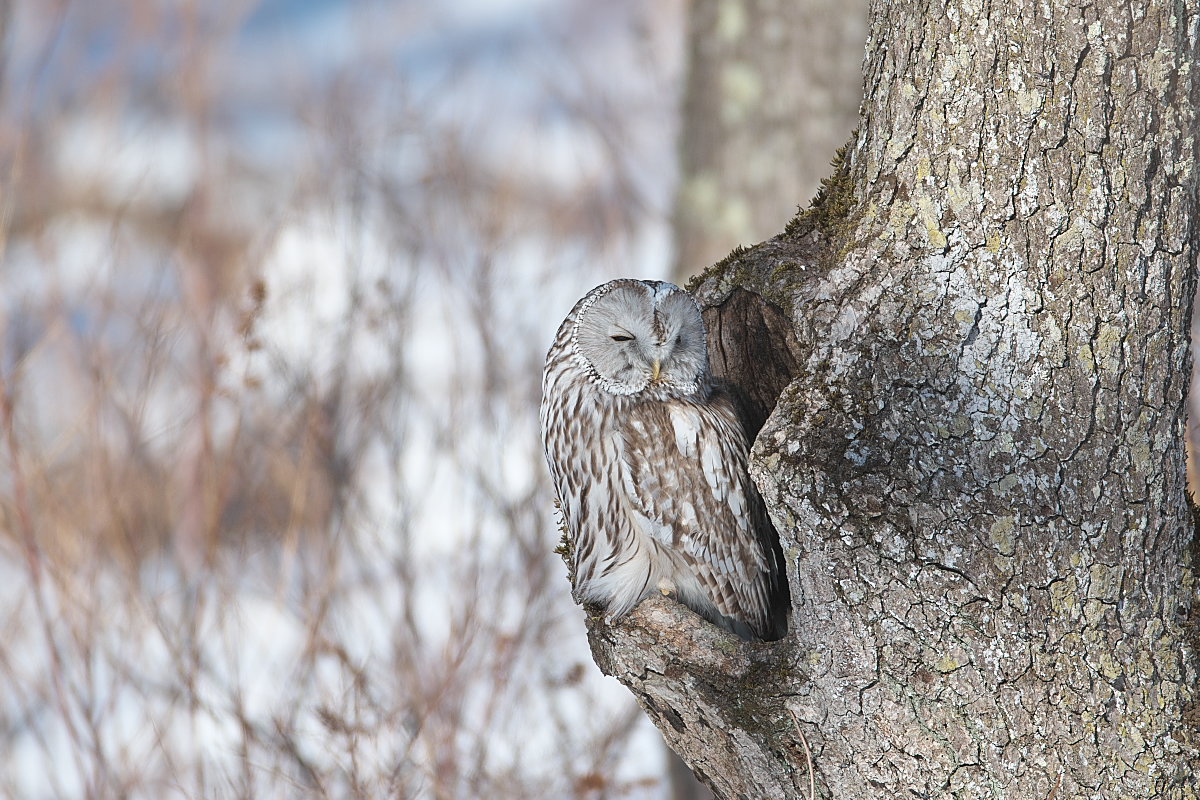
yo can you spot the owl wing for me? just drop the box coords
[619,390,781,639]
[540,351,625,605]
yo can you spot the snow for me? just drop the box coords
[53,115,201,211]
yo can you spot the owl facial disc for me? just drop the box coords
[570,280,709,397]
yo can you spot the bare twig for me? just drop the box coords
[789,708,816,800]
[1046,771,1063,800]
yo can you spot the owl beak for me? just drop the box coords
[651,359,661,382]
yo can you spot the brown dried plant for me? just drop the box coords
[0,1,684,798]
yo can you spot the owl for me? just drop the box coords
[540,279,787,641]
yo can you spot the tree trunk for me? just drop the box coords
[671,0,867,283]
[589,1,1200,797]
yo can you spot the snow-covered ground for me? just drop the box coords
[0,1,685,796]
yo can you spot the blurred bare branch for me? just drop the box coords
[0,1,687,797]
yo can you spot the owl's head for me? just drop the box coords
[570,279,710,397]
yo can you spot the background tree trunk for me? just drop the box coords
[593,1,1200,797]
[671,0,867,283]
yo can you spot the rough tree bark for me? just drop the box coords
[588,1,1200,797]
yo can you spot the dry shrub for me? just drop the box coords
[0,1,685,797]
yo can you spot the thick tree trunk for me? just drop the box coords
[590,1,1200,797]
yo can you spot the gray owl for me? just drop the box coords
[540,279,787,641]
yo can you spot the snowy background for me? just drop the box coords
[0,1,687,796]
